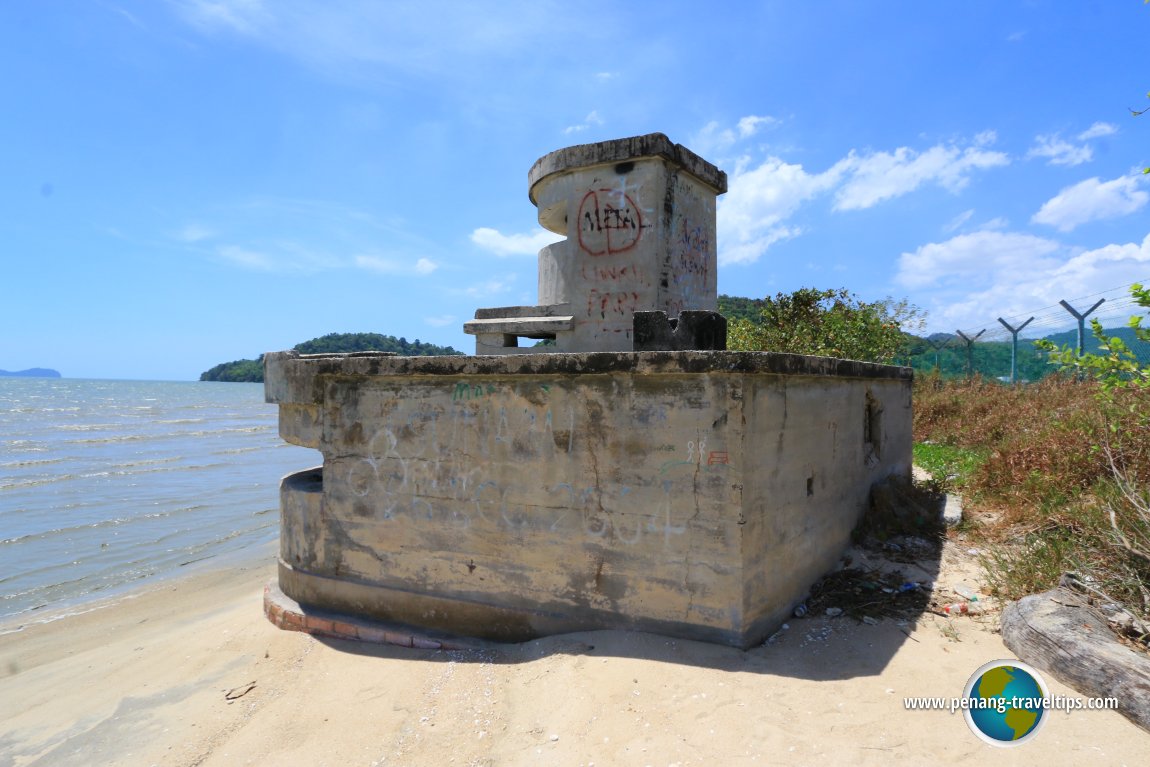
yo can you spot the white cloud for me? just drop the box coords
[210,238,342,273]
[111,5,146,29]
[1051,237,1150,286]
[717,157,845,265]
[1031,175,1149,232]
[943,212,1009,233]
[897,231,1061,291]
[460,278,514,298]
[943,209,974,233]
[470,226,563,257]
[737,115,778,138]
[691,121,733,156]
[1027,135,1093,166]
[833,143,1009,211]
[177,224,215,242]
[217,244,277,270]
[691,115,779,157]
[1026,123,1116,167]
[170,0,557,79]
[563,110,605,135]
[897,231,1150,333]
[1078,122,1117,141]
[973,130,998,147]
[720,224,804,266]
[354,254,438,275]
[176,197,449,276]
[717,135,1008,265]
[172,0,269,35]
[424,314,456,327]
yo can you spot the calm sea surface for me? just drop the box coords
[0,378,317,623]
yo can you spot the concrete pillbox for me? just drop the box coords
[265,349,911,647]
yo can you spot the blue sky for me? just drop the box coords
[3,1,1148,380]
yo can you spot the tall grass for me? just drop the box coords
[914,372,1150,616]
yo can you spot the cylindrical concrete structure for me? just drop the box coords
[464,134,728,355]
[526,133,727,352]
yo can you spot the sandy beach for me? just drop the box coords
[1,541,1145,767]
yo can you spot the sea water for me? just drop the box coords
[0,378,317,623]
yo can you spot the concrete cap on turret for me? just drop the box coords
[527,132,728,205]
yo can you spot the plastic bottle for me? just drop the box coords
[953,584,979,602]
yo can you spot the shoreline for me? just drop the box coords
[0,539,280,638]
[1,542,1146,766]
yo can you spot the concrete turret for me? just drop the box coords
[465,133,727,354]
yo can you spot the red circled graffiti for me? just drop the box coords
[577,189,644,256]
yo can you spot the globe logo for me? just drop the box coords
[963,660,1049,746]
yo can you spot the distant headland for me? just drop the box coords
[0,368,62,378]
[201,333,462,383]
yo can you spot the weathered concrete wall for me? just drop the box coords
[740,376,909,638]
[266,350,912,647]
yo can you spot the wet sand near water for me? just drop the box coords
[1,542,1144,766]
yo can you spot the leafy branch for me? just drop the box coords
[725,287,925,363]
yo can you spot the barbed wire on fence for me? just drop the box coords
[906,279,1150,379]
[950,281,1148,345]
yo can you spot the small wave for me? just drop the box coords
[52,423,122,432]
[106,456,183,470]
[0,509,180,546]
[0,461,253,489]
[0,571,91,597]
[60,426,273,444]
[0,598,125,633]
[9,407,81,414]
[0,475,81,490]
[0,457,67,469]
[2,441,47,451]
[62,434,154,445]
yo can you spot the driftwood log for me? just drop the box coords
[1000,586,1150,733]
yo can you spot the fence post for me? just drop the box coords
[955,329,985,379]
[926,337,950,373]
[997,316,1035,384]
[1058,298,1106,356]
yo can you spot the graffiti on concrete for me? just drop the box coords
[335,384,728,548]
[577,188,647,256]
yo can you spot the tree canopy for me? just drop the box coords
[720,288,925,364]
[200,333,463,382]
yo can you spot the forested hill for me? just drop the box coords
[0,367,62,378]
[715,295,766,324]
[200,333,463,382]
